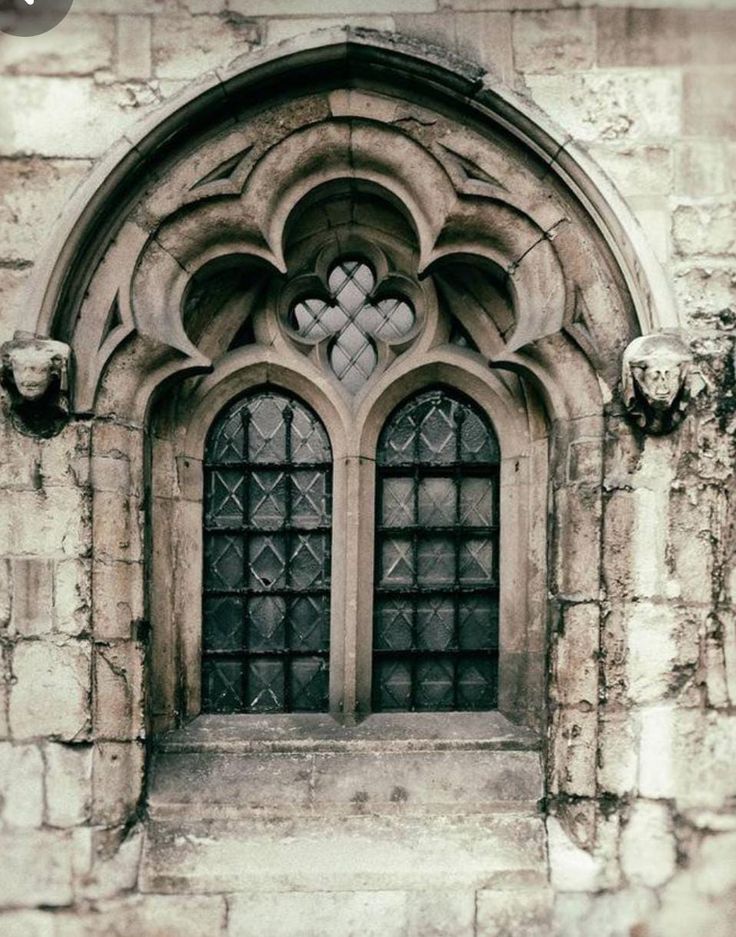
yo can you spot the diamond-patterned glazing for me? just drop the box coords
[202,391,332,713]
[374,388,500,711]
[292,259,415,394]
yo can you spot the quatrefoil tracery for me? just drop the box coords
[287,257,418,394]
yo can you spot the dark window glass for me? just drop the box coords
[202,390,332,713]
[373,388,500,711]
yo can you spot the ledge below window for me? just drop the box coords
[148,712,543,821]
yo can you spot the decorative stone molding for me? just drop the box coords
[622,332,703,435]
[0,331,71,437]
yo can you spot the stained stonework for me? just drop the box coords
[1,5,735,937]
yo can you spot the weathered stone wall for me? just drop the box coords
[1,2,734,935]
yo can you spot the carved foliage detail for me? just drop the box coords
[0,331,71,437]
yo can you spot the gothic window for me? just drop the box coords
[373,389,501,712]
[202,390,332,713]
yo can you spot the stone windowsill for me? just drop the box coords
[155,711,541,755]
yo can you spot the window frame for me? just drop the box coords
[149,337,548,730]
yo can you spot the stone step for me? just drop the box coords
[140,814,549,896]
[148,712,543,819]
[220,885,555,937]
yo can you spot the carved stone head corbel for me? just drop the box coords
[0,331,72,437]
[622,332,703,435]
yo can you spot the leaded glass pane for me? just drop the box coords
[203,597,244,651]
[248,659,284,712]
[416,597,455,650]
[373,388,500,712]
[202,391,332,714]
[203,660,243,713]
[381,477,414,526]
[459,477,495,526]
[415,659,454,710]
[205,535,244,590]
[373,660,412,711]
[292,258,415,394]
[417,477,455,526]
[291,658,329,711]
[374,598,413,651]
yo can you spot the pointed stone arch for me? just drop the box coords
[20,29,683,850]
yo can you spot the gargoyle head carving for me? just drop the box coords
[622,333,701,435]
[0,331,71,437]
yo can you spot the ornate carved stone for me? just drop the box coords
[0,331,71,437]
[622,332,702,435]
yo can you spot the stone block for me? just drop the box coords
[630,485,671,600]
[91,455,132,493]
[638,704,676,799]
[227,0,434,12]
[45,742,92,827]
[674,265,736,333]
[549,706,597,798]
[141,814,547,894]
[55,559,92,636]
[0,158,93,263]
[93,490,144,563]
[55,895,227,937]
[75,0,178,11]
[0,829,74,907]
[9,639,91,740]
[407,889,476,937]
[10,558,54,635]
[630,199,670,264]
[684,70,736,140]
[552,485,601,599]
[546,816,601,893]
[152,13,261,80]
[310,750,542,813]
[267,16,395,46]
[0,487,90,558]
[621,800,676,888]
[92,741,145,825]
[526,71,681,144]
[94,642,145,740]
[0,265,31,342]
[673,200,736,259]
[0,14,114,76]
[0,556,10,631]
[476,886,554,936]
[0,76,164,158]
[454,13,513,82]
[0,646,8,740]
[552,604,599,708]
[76,826,143,901]
[228,891,408,937]
[668,488,717,604]
[598,9,736,67]
[639,707,736,809]
[555,887,658,937]
[0,912,55,937]
[513,10,594,74]
[38,420,92,489]
[626,603,696,704]
[0,742,44,827]
[92,560,144,640]
[586,145,673,199]
[117,15,152,80]
[597,710,637,795]
[676,141,729,198]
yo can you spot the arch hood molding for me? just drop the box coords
[26,27,678,415]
